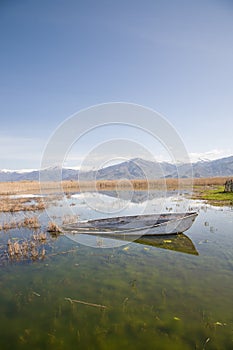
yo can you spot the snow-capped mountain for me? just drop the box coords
[0,156,233,182]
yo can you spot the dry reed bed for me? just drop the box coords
[6,232,47,261]
[0,180,80,195]
[0,216,41,231]
[92,178,231,191]
[47,221,62,234]
[0,220,62,264]
[0,177,231,196]
[0,197,45,212]
[0,215,74,233]
[0,222,74,264]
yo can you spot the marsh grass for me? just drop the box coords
[0,197,46,212]
[201,186,233,204]
[0,177,231,195]
[0,216,41,231]
[192,183,233,206]
[22,217,41,229]
[6,232,47,261]
[47,222,62,234]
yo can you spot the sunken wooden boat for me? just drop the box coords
[62,212,198,236]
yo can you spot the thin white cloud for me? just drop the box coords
[189,149,233,162]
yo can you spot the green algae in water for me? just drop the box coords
[0,206,233,349]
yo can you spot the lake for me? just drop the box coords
[0,191,233,349]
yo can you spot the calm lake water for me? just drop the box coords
[0,191,233,350]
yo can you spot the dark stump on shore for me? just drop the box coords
[224,179,233,192]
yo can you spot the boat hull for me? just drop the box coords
[62,212,198,236]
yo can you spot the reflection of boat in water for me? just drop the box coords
[64,232,198,255]
[134,234,198,255]
[62,212,198,236]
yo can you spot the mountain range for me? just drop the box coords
[1,156,233,182]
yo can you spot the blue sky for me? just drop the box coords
[0,0,233,169]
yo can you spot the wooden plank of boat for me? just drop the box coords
[62,212,198,236]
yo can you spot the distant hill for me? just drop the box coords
[84,158,178,181]
[192,156,233,177]
[1,156,233,182]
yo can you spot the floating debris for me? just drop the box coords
[214,321,227,327]
[49,248,78,257]
[203,337,210,350]
[198,239,209,244]
[123,246,130,251]
[65,297,107,309]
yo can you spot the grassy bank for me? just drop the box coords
[192,185,233,206]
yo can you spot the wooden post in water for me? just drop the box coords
[224,179,233,192]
